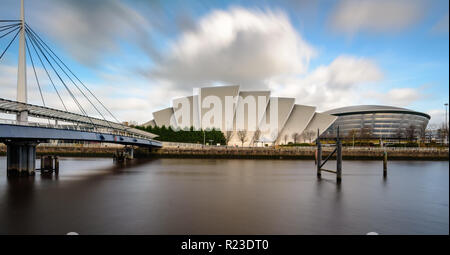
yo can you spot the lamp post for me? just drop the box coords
[445,103,448,145]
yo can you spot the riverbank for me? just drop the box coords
[138,146,449,160]
[0,144,448,160]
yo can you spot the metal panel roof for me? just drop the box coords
[323,105,430,119]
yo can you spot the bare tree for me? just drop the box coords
[347,129,358,146]
[225,131,233,146]
[291,132,300,144]
[395,127,404,140]
[237,130,247,147]
[303,130,315,143]
[425,125,435,143]
[283,134,288,144]
[405,124,416,142]
[359,127,373,139]
[252,129,261,146]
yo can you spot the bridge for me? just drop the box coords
[0,0,161,177]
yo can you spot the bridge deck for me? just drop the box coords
[0,97,156,140]
[0,123,162,147]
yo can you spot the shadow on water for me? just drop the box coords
[0,157,159,234]
[0,158,447,234]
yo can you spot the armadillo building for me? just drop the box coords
[143,85,337,146]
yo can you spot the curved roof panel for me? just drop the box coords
[323,105,430,119]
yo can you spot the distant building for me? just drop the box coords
[144,88,431,144]
[323,105,431,139]
[144,85,337,146]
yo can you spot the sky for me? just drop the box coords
[0,0,448,126]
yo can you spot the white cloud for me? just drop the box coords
[427,108,448,126]
[363,87,424,107]
[269,55,383,111]
[329,0,425,35]
[152,7,316,89]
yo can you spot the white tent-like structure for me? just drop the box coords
[144,85,337,146]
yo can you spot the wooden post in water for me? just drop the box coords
[336,126,342,183]
[54,156,59,175]
[383,149,387,177]
[316,129,321,178]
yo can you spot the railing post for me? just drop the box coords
[316,128,321,178]
[383,148,387,177]
[336,126,342,183]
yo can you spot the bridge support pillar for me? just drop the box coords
[40,155,59,174]
[6,140,37,177]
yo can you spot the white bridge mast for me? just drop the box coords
[17,0,28,124]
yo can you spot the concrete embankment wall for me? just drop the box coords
[0,144,118,157]
[1,144,448,160]
[138,146,449,160]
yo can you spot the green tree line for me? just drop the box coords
[135,125,226,145]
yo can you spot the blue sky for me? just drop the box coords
[0,0,448,125]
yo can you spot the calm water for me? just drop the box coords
[0,157,448,235]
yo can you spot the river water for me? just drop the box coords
[0,157,448,235]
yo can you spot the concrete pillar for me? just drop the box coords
[6,140,37,177]
[17,0,28,125]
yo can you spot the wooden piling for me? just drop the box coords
[383,149,387,177]
[336,127,342,183]
[316,129,321,178]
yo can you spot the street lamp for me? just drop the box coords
[445,103,448,145]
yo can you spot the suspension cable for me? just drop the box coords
[0,28,20,60]
[25,36,46,107]
[26,27,97,130]
[25,26,114,130]
[25,30,68,111]
[26,24,121,124]
[0,23,19,32]
[0,25,20,40]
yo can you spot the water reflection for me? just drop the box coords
[0,157,448,235]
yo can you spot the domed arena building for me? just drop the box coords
[322,105,431,139]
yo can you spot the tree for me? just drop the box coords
[425,126,434,143]
[225,131,233,146]
[291,132,300,144]
[252,129,261,146]
[303,130,315,143]
[237,130,247,147]
[395,127,404,140]
[347,129,358,146]
[405,124,416,142]
[359,127,373,139]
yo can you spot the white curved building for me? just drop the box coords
[145,85,337,146]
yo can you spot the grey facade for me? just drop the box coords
[323,105,431,139]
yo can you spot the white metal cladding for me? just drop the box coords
[0,97,157,140]
[277,104,317,144]
[173,95,200,130]
[152,107,177,128]
[259,97,295,143]
[301,113,338,143]
[199,85,240,131]
[146,85,342,145]
[229,91,270,146]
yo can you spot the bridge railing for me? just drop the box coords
[0,98,157,140]
[0,118,156,141]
